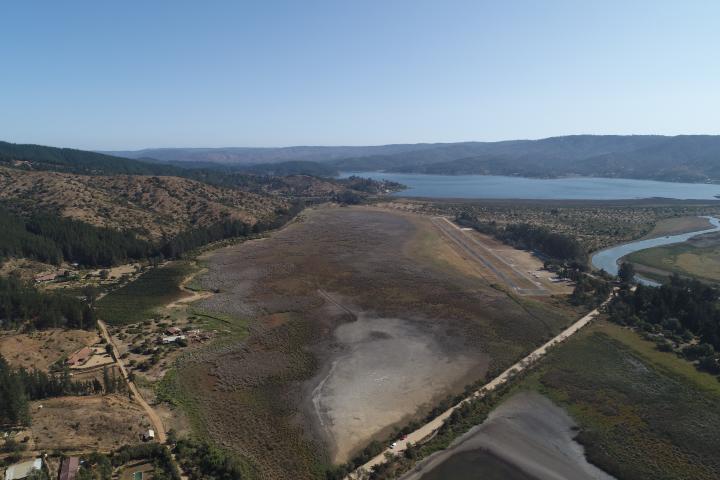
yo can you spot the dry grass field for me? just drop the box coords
[163,206,577,479]
[0,329,99,371]
[27,394,151,453]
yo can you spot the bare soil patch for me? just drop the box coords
[28,394,151,453]
[0,329,99,371]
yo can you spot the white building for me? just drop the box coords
[4,458,42,480]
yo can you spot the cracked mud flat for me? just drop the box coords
[311,314,480,462]
[402,391,615,480]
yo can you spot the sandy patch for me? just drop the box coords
[313,314,484,463]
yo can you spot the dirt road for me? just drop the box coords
[347,294,612,479]
[432,217,549,296]
[166,270,214,309]
[97,320,167,444]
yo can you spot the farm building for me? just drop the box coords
[34,273,57,283]
[59,457,80,480]
[67,347,93,367]
[4,458,42,480]
[160,335,186,344]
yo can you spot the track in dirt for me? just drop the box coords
[431,217,549,296]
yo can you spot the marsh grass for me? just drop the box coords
[96,261,193,325]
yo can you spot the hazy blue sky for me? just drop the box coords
[2,1,719,149]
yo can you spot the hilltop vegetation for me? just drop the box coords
[0,140,180,176]
[0,165,286,241]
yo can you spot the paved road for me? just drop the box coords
[97,320,167,444]
[346,294,612,479]
[432,217,549,296]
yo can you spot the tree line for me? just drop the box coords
[0,276,95,331]
[0,205,154,267]
[608,275,720,374]
[1,356,124,426]
[1,201,306,269]
[456,212,586,263]
[75,443,180,480]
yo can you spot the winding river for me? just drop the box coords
[590,216,720,285]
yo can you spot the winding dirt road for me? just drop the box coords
[346,293,613,479]
[97,320,167,444]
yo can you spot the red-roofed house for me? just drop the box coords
[59,457,80,480]
[67,347,92,368]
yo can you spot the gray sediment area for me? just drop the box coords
[401,391,615,480]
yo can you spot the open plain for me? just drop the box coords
[164,205,577,478]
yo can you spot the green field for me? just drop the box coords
[626,238,720,283]
[96,261,193,325]
[534,322,720,480]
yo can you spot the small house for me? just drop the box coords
[67,347,93,367]
[4,458,42,480]
[34,273,57,283]
[165,326,182,335]
[161,335,186,345]
[142,429,155,441]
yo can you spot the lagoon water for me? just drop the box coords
[590,216,720,285]
[341,172,720,200]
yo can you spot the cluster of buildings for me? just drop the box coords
[3,456,78,480]
[158,326,212,345]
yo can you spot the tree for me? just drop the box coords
[618,262,636,284]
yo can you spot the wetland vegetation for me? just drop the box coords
[160,206,577,479]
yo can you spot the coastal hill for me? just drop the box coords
[109,135,720,183]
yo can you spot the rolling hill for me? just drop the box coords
[107,135,720,183]
[0,166,287,240]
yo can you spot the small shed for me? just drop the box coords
[143,429,155,441]
[165,326,182,335]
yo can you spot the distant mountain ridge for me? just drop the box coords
[106,135,720,183]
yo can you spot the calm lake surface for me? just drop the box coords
[591,216,720,285]
[341,172,720,200]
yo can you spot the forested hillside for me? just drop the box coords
[0,166,286,240]
[0,141,180,176]
[0,276,95,330]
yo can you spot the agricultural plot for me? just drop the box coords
[164,206,576,479]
